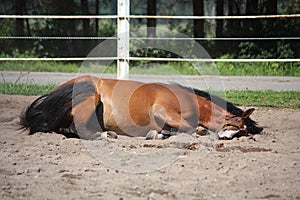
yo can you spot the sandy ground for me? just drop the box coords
[0,94,299,200]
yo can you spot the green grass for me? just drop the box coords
[224,90,300,109]
[0,83,57,96]
[0,61,80,73]
[1,60,300,76]
[0,83,299,109]
[216,61,300,76]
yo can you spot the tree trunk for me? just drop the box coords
[223,0,240,56]
[245,0,258,36]
[61,0,76,57]
[246,0,258,15]
[15,0,25,52]
[81,0,91,55]
[147,0,156,38]
[95,0,99,36]
[265,0,277,48]
[193,0,204,44]
[216,0,224,55]
[81,0,90,36]
[216,0,224,37]
[266,0,277,14]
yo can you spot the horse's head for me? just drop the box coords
[217,108,255,139]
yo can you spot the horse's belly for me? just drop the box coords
[102,102,155,137]
[103,113,154,137]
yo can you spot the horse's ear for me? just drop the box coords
[242,108,255,118]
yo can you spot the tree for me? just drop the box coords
[265,0,277,35]
[216,0,223,36]
[216,0,224,55]
[1,0,298,59]
[246,0,258,15]
[266,0,277,14]
[15,0,26,52]
[51,0,77,57]
[222,0,240,55]
[95,0,99,36]
[15,0,25,36]
[244,0,258,37]
[147,0,156,38]
[81,0,90,37]
[192,0,204,44]
[80,0,91,55]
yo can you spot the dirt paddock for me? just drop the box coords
[0,94,299,200]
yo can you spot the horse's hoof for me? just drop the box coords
[93,132,107,140]
[161,130,178,139]
[195,126,209,136]
[146,130,159,140]
[93,131,118,140]
[106,131,118,139]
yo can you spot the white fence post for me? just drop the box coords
[117,0,130,79]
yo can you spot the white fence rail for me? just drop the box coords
[0,0,299,79]
[1,14,299,19]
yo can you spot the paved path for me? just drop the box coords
[1,71,299,91]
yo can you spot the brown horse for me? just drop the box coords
[20,75,262,140]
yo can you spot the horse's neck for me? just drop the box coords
[196,96,233,131]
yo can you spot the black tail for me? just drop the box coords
[20,81,97,136]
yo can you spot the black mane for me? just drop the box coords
[175,84,263,134]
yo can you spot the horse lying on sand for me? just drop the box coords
[20,75,262,140]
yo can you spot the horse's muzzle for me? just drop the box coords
[217,124,247,139]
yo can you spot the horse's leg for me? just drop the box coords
[152,104,193,131]
[146,104,194,140]
[71,95,115,140]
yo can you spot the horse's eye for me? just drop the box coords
[232,117,241,123]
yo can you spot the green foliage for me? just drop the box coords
[239,42,295,59]
[99,19,117,37]
[1,1,299,59]
[0,1,299,77]
[216,54,300,76]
